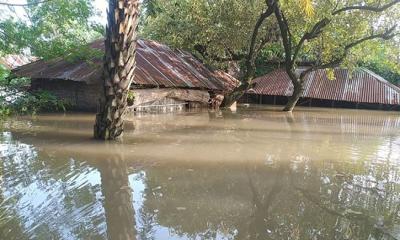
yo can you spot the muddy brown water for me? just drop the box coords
[1,105,400,240]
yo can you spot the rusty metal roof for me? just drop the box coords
[12,39,238,92]
[0,55,37,69]
[249,68,400,105]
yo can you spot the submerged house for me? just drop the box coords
[13,39,238,112]
[243,68,400,111]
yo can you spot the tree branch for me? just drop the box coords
[274,3,300,82]
[254,27,278,56]
[332,0,400,15]
[193,44,245,62]
[300,25,398,79]
[346,25,397,48]
[292,18,331,66]
[242,0,276,81]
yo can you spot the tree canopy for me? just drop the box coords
[1,0,398,84]
[141,0,279,68]
[265,0,399,110]
[280,0,399,69]
[140,0,400,84]
[0,0,103,60]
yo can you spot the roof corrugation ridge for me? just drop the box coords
[12,38,239,92]
[362,68,400,92]
[249,68,400,105]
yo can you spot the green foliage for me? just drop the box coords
[362,62,400,85]
[141,0,399,81]
[1,89,71,117]
[279,0,400,68]
[0,0,103,60]
[140,0,274,68]
[142,0,159,18]
[252,43,286,77]
[127,91,135,106]
[13,90,70,115]
[0,70,70,118]
[64,44,104,64]
[0,64,8,78]
[357,41,400,84]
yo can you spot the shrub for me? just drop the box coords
[0,68,71,118]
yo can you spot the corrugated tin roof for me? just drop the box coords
[0,55,37,69]
[12,39,238,92]
[250,68,400,105]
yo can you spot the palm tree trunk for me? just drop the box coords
[94,0,139,140]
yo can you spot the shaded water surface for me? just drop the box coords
[1,106,400,240]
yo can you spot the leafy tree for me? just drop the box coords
[141,0,283,107]
[141,0,399,111]
[0,0,102,119]
[0,0,102,60]
[141,0,277,67]
[225,0,399,111]
[139,0,321,72]
[142,0,158,18]
[270,0,399,111]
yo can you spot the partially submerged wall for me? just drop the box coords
[241,93,400,111]
[31,79,101,111]
[130,89,210,113]
[31,79,214,113]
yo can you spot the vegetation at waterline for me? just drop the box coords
[0,67,70,118]
[0,0,104,119]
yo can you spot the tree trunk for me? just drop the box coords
[283,80,303,112]
[94,0,139,140]
[221,81,252,108]
[221,65,256,108]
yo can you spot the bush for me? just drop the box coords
[1,89,71,117]
[11,90,70,115]
[0,68,71,118]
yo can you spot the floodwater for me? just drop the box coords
[1,106,400,240]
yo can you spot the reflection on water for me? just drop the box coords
[1,106,400,239]
[100,157,136,240]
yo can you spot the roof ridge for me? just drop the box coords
[361,68,400,92]
[12,38,239,91]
